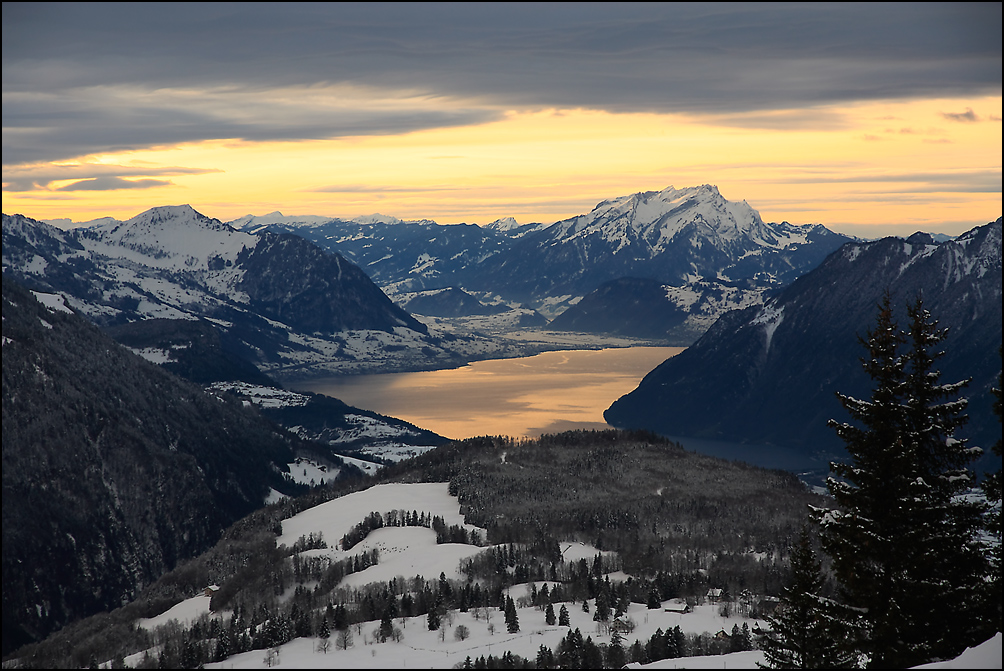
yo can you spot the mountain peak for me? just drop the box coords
[353,213,405,226]
[91,205,257,269]
[577,184,765,245]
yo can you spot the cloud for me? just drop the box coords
[2,162,221,192]
[2,3,1000,166]
[774,169,1002,193]
[304,184,460,194]
[940,107,980,122]
[56,176,173,191]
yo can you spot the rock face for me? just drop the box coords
[605,219,1003,465]
[1,276,307,654]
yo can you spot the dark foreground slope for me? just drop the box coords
[606,219,1003,466]
[1,276,314,654]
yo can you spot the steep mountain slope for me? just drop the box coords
[547,277,767,342]
[1,207,473,378]
[605,219,1003,465]
[0,275,314,653]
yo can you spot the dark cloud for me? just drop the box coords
[3,3,1000,166]
[941,107,980,122]
[3,163,221,192]
[55,176,173,191]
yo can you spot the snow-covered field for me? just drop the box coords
[124,483,1000,670]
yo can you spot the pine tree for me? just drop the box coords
[558,604,570,627]
[896,299,988,659]
[813,293,987,667]
[980,347,1002,636]
[505,595,520,633]
[545,602,556,626]
[758,527,849,668]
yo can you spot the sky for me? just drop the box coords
[2,3,1001,237]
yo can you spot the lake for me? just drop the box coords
[294,346,684,440]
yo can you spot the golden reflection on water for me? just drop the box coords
[294,346,684,440]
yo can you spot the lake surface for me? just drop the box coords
[295,347,684,440]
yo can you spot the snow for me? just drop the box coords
[277,483,476,550]
[752,303,785,353]
[124,481,1002,670]
[287,457,339,486]
[208,382,310,409]
[629,650,765,668]
[126,346,173,364]
[137,592,217,631]
[912,632,1002,669]
[339,526,486,588]
[30,290,73,314]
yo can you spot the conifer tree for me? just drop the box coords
[980,347,1002,635]
[758,527,848,668]
[505,595,520,633]
[558,604,570,627]
[813,293,986,667]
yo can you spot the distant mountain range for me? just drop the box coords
[234,185,853,333]
[605,219,1003,469]
[1,207,511,378]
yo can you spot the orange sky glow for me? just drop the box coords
[5,95,999,237]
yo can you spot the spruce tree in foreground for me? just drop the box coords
[758,527,850,669]
[980,348,1002,634]
[812,294,987,668]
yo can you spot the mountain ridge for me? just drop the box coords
[604,218,1003,466]
[232,185,853,328]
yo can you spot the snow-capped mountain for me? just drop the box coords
[235,186,851,335]
[605,218,1003,467]
[1,206,486,379]
[233,215,517,298]
[475,185,852,307]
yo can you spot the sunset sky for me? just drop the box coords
[3,3,1001,237]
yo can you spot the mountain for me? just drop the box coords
[547,277,767,342]
[394,287,512,318]
[235,186,852,336]
[1,207,502,379]
[0,275,326,654]
[475,185,851,306]
[104,318,276,386]
[605,219,1003,467]
[236,214,514,295]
